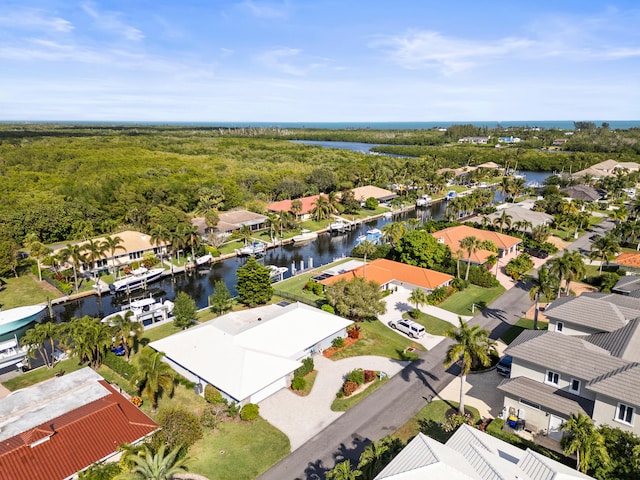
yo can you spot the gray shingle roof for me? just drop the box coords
[587,362,640,406]
[543,296,628,332]
[612,276,640,294]
[498,376,592,417]
[588,292,640,311]
[505,331,627,381]
[586,318,640,361]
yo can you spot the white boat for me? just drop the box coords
[108,267,165,294]
[383,211,393,219]
[292,229,318,244]
[0,335,28,369]
[355,228,383,246]
[267,265,288,280]
[102,295,174,325]
[446,190,457,200]
[237,241,266,256]
[195,253,213,265]
[416,195,432,207]
[328,219,350,233]
[0,304,46,336]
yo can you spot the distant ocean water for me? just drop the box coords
[7,120,640,130]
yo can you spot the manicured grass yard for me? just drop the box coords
[404,311,454,336]
[293,370,318,396]
[329,320,422,361]
[331,376,389,411]
[500,317,549,345]
[437,284,506,316]
[2,357,85,391]
[0,273,62,309]
[189,418,290,480]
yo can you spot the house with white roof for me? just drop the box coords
[150,302,352,405]
[375,424,594,479]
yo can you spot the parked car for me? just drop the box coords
[524,247,549,259]
[388,319,425,338]
[497,355,512,376]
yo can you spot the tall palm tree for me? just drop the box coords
[61,316,112,368]
[492,211,512,233]
[59,243,87,294]
[509,177,527,202]
[114,443,191,480]
[408,288,429,316]
[82,238,108,288]
[21,321,59,369]
[444,318,491,414]
[381,222,407,247]
[527,266,559,330]
[357,240,378,281]
[589,235,621,274]
[564,250,587,296]
[28,240,52,282]
[311,195,335,221]
[110,311,143,362]
[560,412,609,474]
[132,347,175,412]
[459,236,496,281]
[325,460,361,480]
[102,235,126,276]
[611,205,628,224]
[531,223,551,243]
[550,250,586,297]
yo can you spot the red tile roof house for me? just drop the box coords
[320,258,454,293]
[0,368,158,480]
[267,194,326,221]
[431,225,521,265]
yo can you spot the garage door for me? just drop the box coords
[251,377,288,404]
[548,415,565,441]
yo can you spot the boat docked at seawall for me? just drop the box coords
[445,190,457,200]
[328,219,352,233]
[0,304,47,336]
[102,295,175,326]
[416,195,433,207]
[292,229,318,244]
[267,265,289,281]
[237,241,266,256]
[195,253,213,265]
[108,267,165,294]
[0,335,27,369]
[355,228,383,246]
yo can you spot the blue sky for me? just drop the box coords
[2,1,640,121]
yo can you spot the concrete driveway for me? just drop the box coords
[259,354,408,451]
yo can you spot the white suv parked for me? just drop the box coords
[388,319,425,338]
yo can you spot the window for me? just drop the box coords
[519,399,541,410]
[569,379,581,394]
[545,370,560,386]
[556,322,564,332]
[617,403,634,425]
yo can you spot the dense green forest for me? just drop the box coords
[1,123,637,246]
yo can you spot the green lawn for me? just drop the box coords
[437,284,506,316]
[500,317,549,345]
[2,357,85,391]
[189,418,290,480]
[404,311,453,336]
[329,320,422,361]
[331,376,389,411]
[0,273,63,309]
[394,400,481,444]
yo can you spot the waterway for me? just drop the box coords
[44,140,551,326]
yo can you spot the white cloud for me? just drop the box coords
[0,9,73,33]
[81,1,144,41]
[257,47,307,76]
[239,1,289,19]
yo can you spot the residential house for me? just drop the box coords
[375,424,594,479]
[473,204,554,231]
[498,136,522,143]
[318,258,453,293]
[573,159,640,180]
[458,136,491,144]
[350,185,397,204]
[561,185,603,202]
[150,302,352,405]
[191,209,268,239]
[551,138,568,147]
[431,225,521,264]
[613,255,640,279]
[0,368,158,480]
[267,194,326,220]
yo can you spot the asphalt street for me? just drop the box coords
[258,219,615,480]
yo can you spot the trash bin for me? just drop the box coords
[507,416,518,428]
[516,419,526,431]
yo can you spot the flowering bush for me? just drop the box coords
[441,412,474,433]
[130,396,143,407]
[347,326,361,339]
[342,380,359,397]
[364,370,376,383]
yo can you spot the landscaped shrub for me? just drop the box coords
[294,357,314,378]
[304,280,324,295]
[505,253,534,281]
[200,403,227,430]
[364,370,376,383]
[321,304,335,314]
[450,277,469,292]
[440,412,474,433]
[130,395,143,407]
[346,369,365,386]
[226,401,241,418]
[103,351,137,379]
[332,336,345,348]
[240,403,260,421]
[427,286,451,305]
[342,380,359,397]
[468,265,500,287]
[347,325,361,339]
[204,384,224,404]
[291,376,306,391]
[364,197,378,209]
[154,407,203,452]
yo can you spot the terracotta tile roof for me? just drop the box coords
[319,258,453,290]
[615,253,640,269]
[431,225,521,264]
[267,194,325,215]
[0,381,158,480]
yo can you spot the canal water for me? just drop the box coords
[47,139,552,324]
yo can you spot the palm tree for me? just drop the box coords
[589,235,621,274]
[408,288,429,316]
[444,318,492,414]
[61,316,112,368]
[291,199,303,220]
[611,205,628,224]
[381,222,407,247]
[357,240,378,281]
[550,250,586,297]
[492,211,512,233]
[560,412,609,474]
[564,250,587,296]
[238,224,252,246]
[21,321,60,369]
[513,219,533,234]
[311,194,335,221]
[27,240,52,282]
[132,347,175,412]
[102,235,126,276]
[497,177,511,201]
[59,243,87,294]
[509,177,527,201]
[110,311,143,362]
[82,238,108,289]
[325,460,361,480]
[459,236,496,281]
[114,443,191,480]
[527,266,559,330]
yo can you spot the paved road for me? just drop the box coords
[258,220,615,480]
